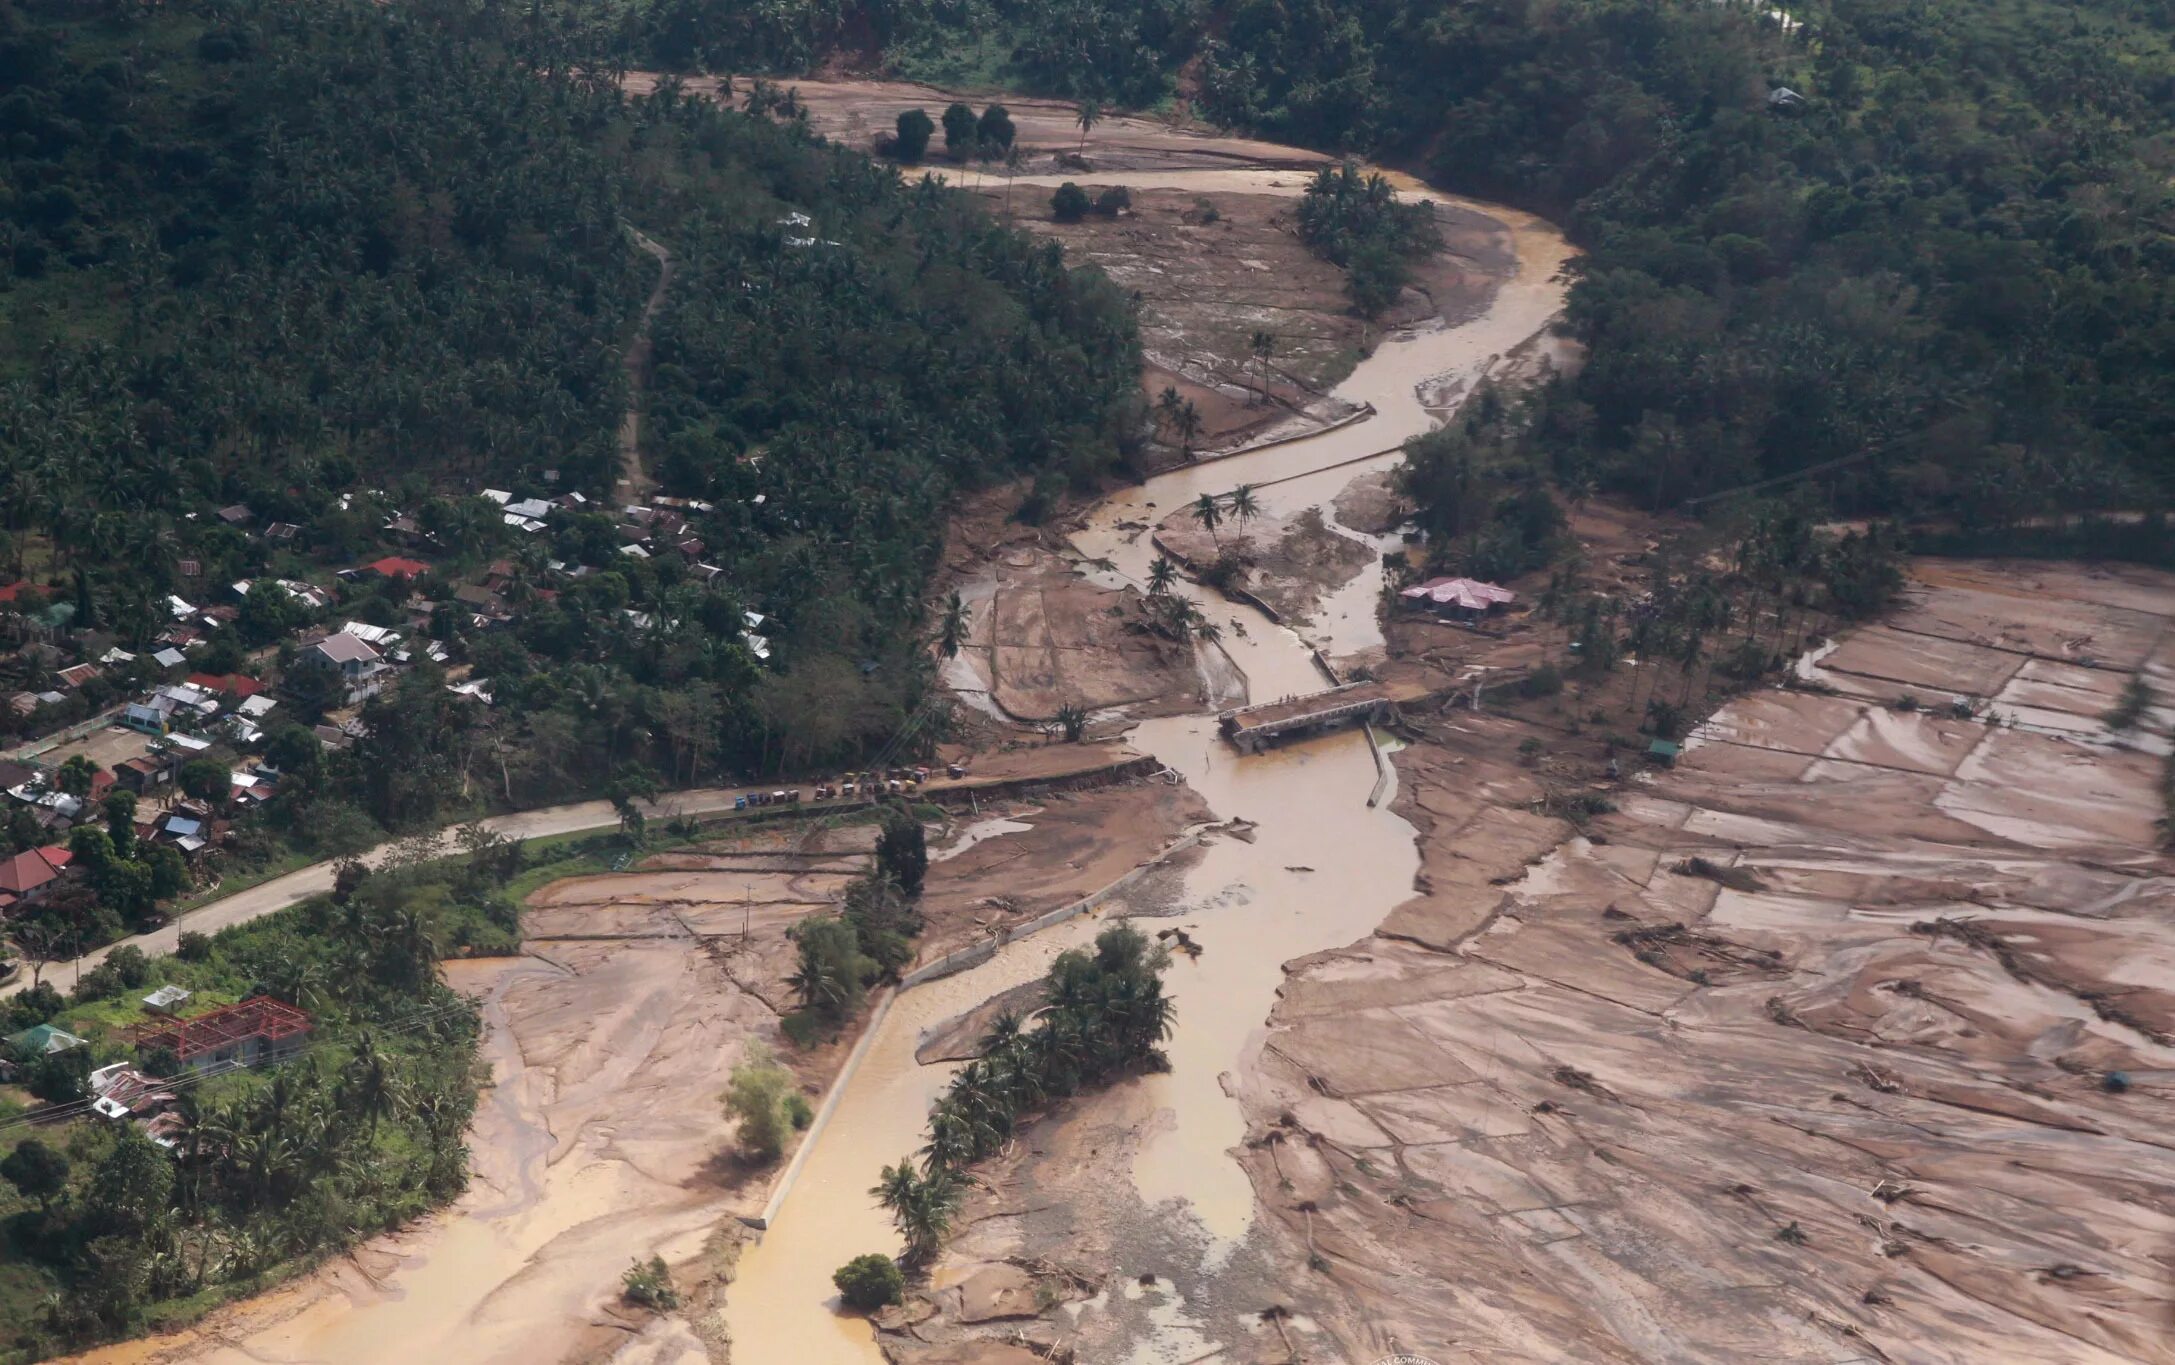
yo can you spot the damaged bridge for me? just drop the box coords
[1219,681,1395,753]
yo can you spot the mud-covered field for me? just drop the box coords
[989,184,1515,454]
[900,561,2175,1364]
[64,770,1207,1365]
[944,544,1207,725]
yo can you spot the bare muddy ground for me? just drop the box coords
[916,781,1211,962]
[61,775,1202,1365]
[1155,503,1373,627]
[897,561,2175,1363]
[946,544,1204,724]
[982,184,1514,456]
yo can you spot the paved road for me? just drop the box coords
[0,744,1150,999]
[0,785,758,999]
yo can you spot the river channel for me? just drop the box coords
[720,167,1570,1363]
[60,147,1570,1365]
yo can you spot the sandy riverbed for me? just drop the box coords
[56,776,1205,1365]
[904,560,2175,1363]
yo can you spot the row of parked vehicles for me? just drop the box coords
[733,763,968,810]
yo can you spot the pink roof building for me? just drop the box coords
[1399,577,1518,611]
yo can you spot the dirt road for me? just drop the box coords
[616,224,674,503]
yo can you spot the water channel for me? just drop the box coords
[720,166,1570,1363]
[62,153,1570,1365]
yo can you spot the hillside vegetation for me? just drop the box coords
[608,0,2175,531]
[0,0,1138,823]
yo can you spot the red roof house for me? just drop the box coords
[186,673,267,700]
[360,556,431,581]
[0,845,74,912]
[130,997,313,1074]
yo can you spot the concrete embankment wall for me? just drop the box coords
[1147,533,1345,690]
[1185,399,1377,469]
[666,753,1164,839]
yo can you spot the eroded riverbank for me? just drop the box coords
[719,150,1572,1360]
[900,559,2175,1363]
[55,775,1205,1365]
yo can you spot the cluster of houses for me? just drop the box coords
[4,990,316,1148]
[0,754,257,892]
[0,480,780,883]
[615,495,718,569]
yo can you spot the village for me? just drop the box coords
[0,38,2167,1365]
[0,481,786,962]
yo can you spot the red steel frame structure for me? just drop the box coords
[130,997,311,1066]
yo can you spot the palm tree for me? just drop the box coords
[922,1100,982,1169]
[1175,399,1203,457]
[937,591,969,659]
[872,1159,964,1265]
[341,1033,404,1139]
[1149,596,1199,644]
[1002,144,1026,219]
[787,943,855,1016]
[1249,330,1276,404]
[872,1160,918,1224]
[1675,627,1707,706]
[1074,99,1102,155]
[978,1010,1024,1054]
[1145,556,1177,597]
[1625,614,1661,716]
[1225,484,1261,535]
[1154,385,1184,440]
[1190,492,1223,548]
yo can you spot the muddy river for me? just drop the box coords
[720,168,1569,1361]
[60,120,1570,1365]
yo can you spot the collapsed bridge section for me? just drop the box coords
[1218,680,1394,753]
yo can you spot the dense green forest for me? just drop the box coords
[1200,0,2175,522]
[604,0,1201,105]
[0,0,1138,846]
[602,0,2175,528]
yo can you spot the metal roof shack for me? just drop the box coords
[1399,576,1517,613]
[318,632,380,664]
[131,997,313,1074]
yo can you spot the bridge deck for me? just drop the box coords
[1220,681,1395,748]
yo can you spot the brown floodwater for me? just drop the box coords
[68,146,1571,1365]
[721,165,1569,1361]
[1055,167,1572,668]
